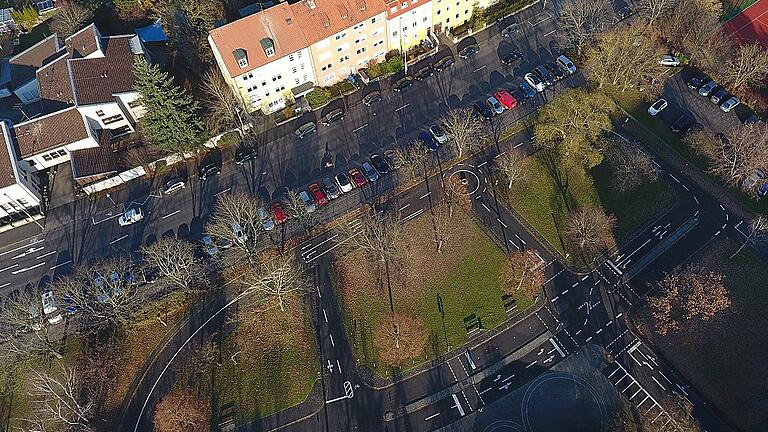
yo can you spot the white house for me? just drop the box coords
[385,0,434,52]
[0,121,42,221]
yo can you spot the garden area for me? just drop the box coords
[334,209,533,378]
[306,80,357,110]
[637,236,768,432]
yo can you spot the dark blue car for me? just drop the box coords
[419,131,439,152]
[519,81,536,98]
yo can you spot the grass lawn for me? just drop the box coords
[214,297,318,425]
[335,210,528,378]
[502,155,673,260]
[639,237,768,431]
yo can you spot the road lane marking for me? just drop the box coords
[35,250,57,260]
[0,264,18,273]
[11,262,46,274]
[50,260,72,270]
[452,394,466,416]
[323,309,328,322]
[0,239,45,257]
[352,124,368,133]
[395,104,410,112]
[497,218,507,228]
[0,282,9,288]
[109,235,128,245]
[420,191,431,199]
[424,413,440,421]
[549,338,566,358]
[473,65,487,73]
[161,210,181,219]
[329,334,335,347]
[543,29,556,36]
[214,188,232,196]
[13,246,45,260]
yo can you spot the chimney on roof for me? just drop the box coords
[356,0,366,10]
[338,5,348,18]
[306,0,316,9]
[321,12,330,26]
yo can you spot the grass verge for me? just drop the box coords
[335,210,529,378]
[638,237,768,431]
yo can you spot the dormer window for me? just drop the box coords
[233,48,248,68]
[260,38,276,57]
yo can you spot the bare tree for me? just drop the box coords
[501,250,544,301]
[283,190,318,236]
[430,202,451,254]
[54,258,142,331]
[730,214,768,258]
[240,251,311,314]
[441,108,484,158]
[393,139,430,182]
[649,264,730,336]
[0,290,60,360]
[557,0,611,54]
[50,2,93,38]
[686,123,768,194]
[20,364,93,432]
[443,174,471,216]
[721,43,768,90]
[661,0,728,72]
[200,69,251,135]
[153,387,210,432]
[337,210,404,270]
[141,238,208,294]
[207,193,266,261]
[636,0,678,26]
[373,312,428,367]
[606,143,658,193]
[566,207,616,258]
[494,149,527,189]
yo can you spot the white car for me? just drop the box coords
[486,96,504,115]
[720,96,740,113]
[118,208,143,226]
[429,124,448,144]
[41,291,62,325]
[648,98,668,116]
[256,207,275,231]
[335,172,354,193]
[163,178,185,194]
[230,222,247,244]
[524,73,546,92]
[556,55,577,75]
[658,55,681,66]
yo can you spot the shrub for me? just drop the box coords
[306,88,332,109]
[11,6,38,32]
[218,131,241,148]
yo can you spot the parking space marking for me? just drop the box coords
[50,260,72,270]
[109,235,128,245]
[352,124,368,133]
[214,187,231,196]
[161,210,181,219]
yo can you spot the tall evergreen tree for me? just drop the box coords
[132,59,205,153]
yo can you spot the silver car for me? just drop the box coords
[322,177,341,199]
[361,161,379,182]
[163,178,185,194]
[256,207,275,231]
[299,190,317,213]
[486,96,504,115]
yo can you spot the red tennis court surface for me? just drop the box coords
[724,0,768,46]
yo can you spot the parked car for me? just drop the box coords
[501,51,522,66]
[384,149,401,169]
[671,113,699,134]
[370,153,391,175]
[429,124,448,144]
[362,91,382,106]
[615,4,633,18]
[321,109,345,126]
[686,75,705,90]
[322,177,341,199]
[348,168,367,187]
[419,131,440,151]
[361,161,380,182]
[235,146,257,165]
[393,76,415,92]
[556,55,577,75]
[270,202,288,224]
[720,96,740,112]
[433,56,455,71]
[510,88,528,104]
[534,65,554,86]
[545,62,565,81]
[494,90,518,110]
[658,55,681,66]
[414,65,435,80]
[473,100,495,119]
[41,291,62,325]
[518,81,537,98]
[710,89,728,104]
[295,122,317,139]
[335,171,354,192]
[256,206,275,231]
[201,235,219,257]
[163,177,185,195]
[486,96,504,115]
[230,222,247,244]
[698,80,718,97]
[458,44,480,59]
[199,162,221,181]
[647,98,668,116]
[308,183,329,206]
[118,208,143,226]
[524,73,546,92]
[298,190,317,213]
[500,22,520,38]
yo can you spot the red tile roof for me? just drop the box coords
[0,122,18,189]
[13,107,93,158]
[291,0,385,45]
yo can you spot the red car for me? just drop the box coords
[269,202,288,224]
[308,183,329,207]
[493,90,518,110]
[348,168,367,187]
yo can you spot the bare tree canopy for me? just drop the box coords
[17,364,94,432]
[606,142,659,193]
[240,251,311,314]
[441,108,484,158]
[685,123,768,194]
[730,214,768,258]
[534,89,617,168]
[430,202,452,254]
[393,139,430,181]
[0,289,60,360]
[584,24,667,93]
[566,206,617,258]
[337,210,405,267]
[373,312,428,367]
[721,43,768,90]
[50,2,93,38]
[54,258,142,331]
[500,250,544,301]
[207,193,266,260]
[649,264,730,336]
[493,149,527,189]
[557,0,611,54]
[660,0,728,72]
[141,237,208,294]
[200,69,251,135]
[443,174,471,216]
[636,0,678,26]
[153,387,210,432]
[283,190,318,235]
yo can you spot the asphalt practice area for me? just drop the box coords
[724,0,768,46]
